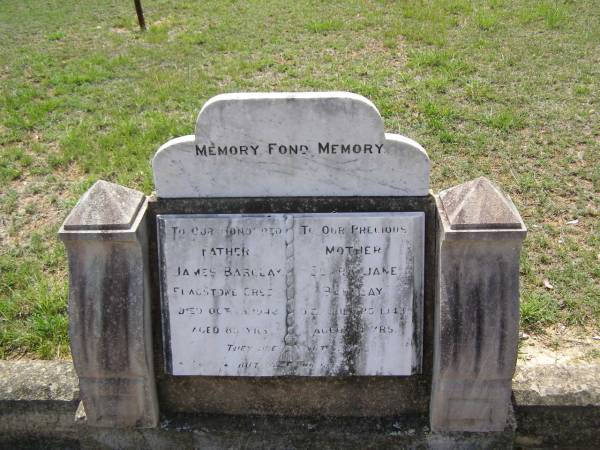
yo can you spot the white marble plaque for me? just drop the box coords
[158,212,424,376]
[152,92,429,198]
[158,215,288,376]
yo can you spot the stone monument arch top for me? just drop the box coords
[152,92,429,198]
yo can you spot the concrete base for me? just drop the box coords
[76,414,514,450]
[2,360,599,449]
[2,411,514,450]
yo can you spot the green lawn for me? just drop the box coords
[1,0,598,358]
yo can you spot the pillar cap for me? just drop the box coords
[62,180,145,231]
[438,177,523,230]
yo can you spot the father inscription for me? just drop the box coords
[158,213,424,376]
[158,215,287,376]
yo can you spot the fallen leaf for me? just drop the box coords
[543,278,554,289]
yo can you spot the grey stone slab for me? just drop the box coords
[157,212,424,377]
[3,359,600,448]
[513,362,600,407]
[430,178,526,433]
[152,92,429,198]
[59,181,158,428]
[0,360,79,402]
[513,358,600,449]
[62,180,145,231]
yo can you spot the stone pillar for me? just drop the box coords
[59,180,158,428]
[430,177,526,432]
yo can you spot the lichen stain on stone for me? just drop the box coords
[403,244,414,361]
[99,245,131,373]
[302,275,320,374]
[338,233,366,376]
[325,248,343,376]
[497,259,508,372]
[72,246,91,367]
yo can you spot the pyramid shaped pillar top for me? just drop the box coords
[61,180,145,232]
[438,177,525,231]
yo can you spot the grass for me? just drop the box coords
[0,0,598,358]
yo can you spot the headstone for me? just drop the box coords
[59,91,526,445]
[151,92,429,378]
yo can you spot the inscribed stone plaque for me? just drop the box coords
[158,215,287,376]
[158,213,424,376]
[152,92,430,198]
[292,213,424,375]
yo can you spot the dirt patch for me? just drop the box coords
[110,27,130,35]
[0,162,84,248]
[519,325,600,364]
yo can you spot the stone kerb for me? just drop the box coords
[152,92,430,198]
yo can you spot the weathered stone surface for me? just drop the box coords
[513,360,600,449]
[157,376,430,417]
[513,362,600,406]
[438,177,523,230]
[0,360,78,402]
[0,360,80,446]
[158,212,424,376]
[63,180,145,231]
[158,214,288,376]
[152,92,429,198]
[292,213,424,376]
[59,181,158,428]
[430,177,526,432]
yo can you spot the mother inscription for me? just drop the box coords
[158,212,424,376]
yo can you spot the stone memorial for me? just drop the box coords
[59,92,526,446]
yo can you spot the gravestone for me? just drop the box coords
[59,92,526,446]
